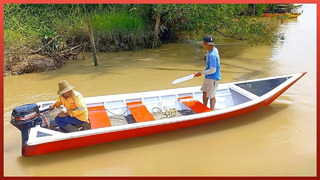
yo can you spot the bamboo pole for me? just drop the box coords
[87,18,98,66]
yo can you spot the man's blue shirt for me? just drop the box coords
[205,47,221,80]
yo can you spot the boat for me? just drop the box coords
[262,4,302,18]
[11,72,306,156]
[262,12,301,18]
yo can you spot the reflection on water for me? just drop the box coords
[4,4,316,176]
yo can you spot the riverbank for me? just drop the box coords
[3,36,179,76]
[3,29,194,76]
[3,54,67,76]
[4,4,287,76]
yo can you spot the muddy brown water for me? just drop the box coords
[3,4,316,176]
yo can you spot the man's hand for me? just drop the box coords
[49,104,55,110]
[58,112,68,117]
[195,72,202,77]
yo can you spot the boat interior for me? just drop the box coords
[39,75,292,131]
[40,85,253,130]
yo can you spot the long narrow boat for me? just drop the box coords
[262,12,302,18]
[11,72,306,156]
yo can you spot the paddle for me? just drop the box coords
[172,74,197,84]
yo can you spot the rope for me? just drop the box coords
[40,112,52,129]
[152,106,179,118]
[106,108,130,117]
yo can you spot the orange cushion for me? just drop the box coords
[126,101,155,122]
[178,96,212,113]
[88,106,111,129]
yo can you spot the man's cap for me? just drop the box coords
[203,35,215,45]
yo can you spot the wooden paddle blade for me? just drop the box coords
[172,74,195,84]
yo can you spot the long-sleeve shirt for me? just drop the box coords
[202,47,221,80]
[54,90,88,122]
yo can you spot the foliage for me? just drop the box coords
[153,4,282,45]
[91,11,145,34]
[4,3,285,55]
[90,10,153,51]
[254,4,269,16]
[4,4,43,51]
[4,4,154,54]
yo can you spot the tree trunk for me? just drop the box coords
[153,13,161,49]
[87,18,98,66]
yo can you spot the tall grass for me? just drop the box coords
[4,4,44,52]
[90,10,152,51]
[4,4,153,55]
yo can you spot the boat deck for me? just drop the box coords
[107,109,195,126]
[41,85,252,131]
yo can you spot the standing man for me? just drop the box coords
[195,35,221,110]
[49,80,89,132]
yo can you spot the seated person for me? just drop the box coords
[49,80,89,132]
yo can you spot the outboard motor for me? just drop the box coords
[11,104,43,146]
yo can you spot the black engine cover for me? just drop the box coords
[11,104,41,131]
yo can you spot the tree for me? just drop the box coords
[152,4,282,45]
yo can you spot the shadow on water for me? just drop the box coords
[221,62,267,80]
[16,103,289,168]
[219,44,248,59]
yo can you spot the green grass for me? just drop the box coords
[90,10,152,50]
[4,4,151,55]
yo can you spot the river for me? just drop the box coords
[3,4,316,176]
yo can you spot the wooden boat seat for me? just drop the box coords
[87,106,112,129]
[178,96,212,113]
[126,101,155,122]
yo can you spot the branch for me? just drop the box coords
[31,34,62,54]
[60,42,87,54]
[215,29,248,41]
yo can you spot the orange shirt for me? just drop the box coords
[54,90,88,122]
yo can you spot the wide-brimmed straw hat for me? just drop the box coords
[57,80,75,96]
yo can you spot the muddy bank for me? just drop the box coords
[4,54,69,76]
[3,44,143,76]
[3,41,167,77]
[3,29,183,77]
[3,34,164,76]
